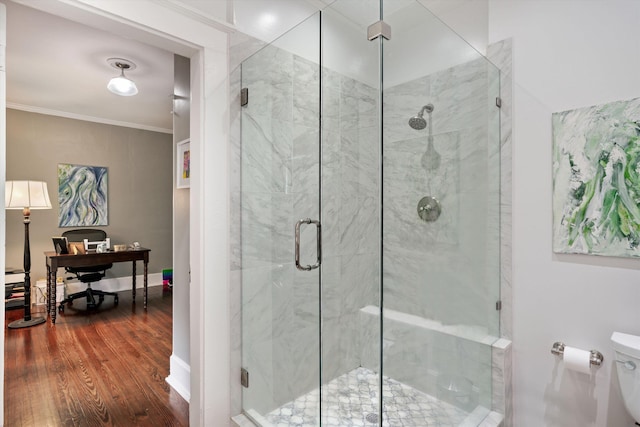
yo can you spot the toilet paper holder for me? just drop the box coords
[551,342,604,367]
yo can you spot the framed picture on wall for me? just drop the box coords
[552,96,640,257]
[58,163,109,227]
[177,139,190,189]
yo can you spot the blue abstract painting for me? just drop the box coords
[58,164,108,227]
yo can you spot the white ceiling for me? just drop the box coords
[1,0,486,135]
[3,0,175,134]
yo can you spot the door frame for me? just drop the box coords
[1,1,233,425]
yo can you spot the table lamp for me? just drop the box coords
[5,180,52,328]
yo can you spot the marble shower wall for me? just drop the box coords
[237,42,321,415]
[488,37,514,427]
[376,53,502,413]
[231,27,512,423]
[234,39,380,416]
[321,66,381,381]
[382,55,501,333]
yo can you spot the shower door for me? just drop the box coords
[238,4,384,424]
[239,13,324,425]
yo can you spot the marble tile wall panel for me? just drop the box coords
[430,330,492,410]
[240,264,278,415]
[273,267,320,408]
[483,60,503,337]
[237,43,319,416]
[361,307,494,413]
[428,58,489,137]
[383,75,431,144]
[487,38,513,343]
[229,67,243,417]
[321,70,380,385]
[230,67,242,197]
[230,268,243,417]
[229,65,242,283]
[240,115,292,195]
[380,50,505,420]
[382,131,461,248]
[488,38,514,426]
[229,31,268,74]
[294,56,320,126]
[236,41,381,417]
[491,339,507,416]
[382,55,499,330]
[232,33,513,424]
[241,192,293,270]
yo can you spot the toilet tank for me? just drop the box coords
[611,332,640,422]
[612,332,640,358]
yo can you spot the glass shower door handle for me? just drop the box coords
[295,218,322,271]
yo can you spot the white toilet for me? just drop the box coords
[611,331,640,422]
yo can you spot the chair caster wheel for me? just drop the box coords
[58,305,64,313]
[99,295,105,303]
[114,295,119,305]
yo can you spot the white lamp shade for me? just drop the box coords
[107,75,138,96]
[5,180,52,210]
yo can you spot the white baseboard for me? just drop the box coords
[166,353,191,402]
[64,272,163,294]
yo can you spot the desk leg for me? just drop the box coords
[46,265,51,319]
[143,260,148,309]
[48,265,57,324]
[132,261,137,303]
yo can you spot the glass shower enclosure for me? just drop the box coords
[235,1,502,425]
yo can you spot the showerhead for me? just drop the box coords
[408,115,427,130]
[408,103,434,130]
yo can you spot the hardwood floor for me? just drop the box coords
[4,286,189,427]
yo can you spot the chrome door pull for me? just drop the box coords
[295,218,322,271]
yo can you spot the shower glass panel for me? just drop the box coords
[237,1,502,425]
[320,2,382,426]
[239,13,322,425]
[381,0,501,424]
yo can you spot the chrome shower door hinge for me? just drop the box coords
[241,88,249,107]
[241,368,249,388]
[367,20,391,41]
[495,97,502,108]
[496,300,502,311]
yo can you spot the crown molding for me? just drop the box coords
[7,103,173,134]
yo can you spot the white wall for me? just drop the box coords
[489,1,640,426]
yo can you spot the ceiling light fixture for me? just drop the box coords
[106,57,138,97]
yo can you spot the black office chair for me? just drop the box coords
[58,229,118,313]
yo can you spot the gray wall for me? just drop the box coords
[6,108,173,282]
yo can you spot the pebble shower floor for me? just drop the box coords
[265,367,474,426]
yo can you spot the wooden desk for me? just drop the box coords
[44,248,150,323]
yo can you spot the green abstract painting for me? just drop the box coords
[553,97,640,257]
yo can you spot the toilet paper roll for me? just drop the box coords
[563,346,592,374]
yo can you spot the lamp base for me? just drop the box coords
[8,316,46,329]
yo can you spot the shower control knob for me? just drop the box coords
[417,196,441,222]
